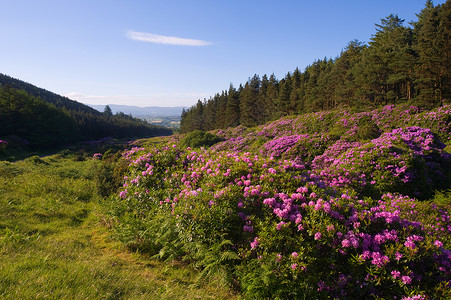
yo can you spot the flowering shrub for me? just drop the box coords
[0,139,7,152]
[180,130,222,149]
[109,104,451,299]
[92,153,102,160]
[317,127,450,199]
[261,133,335,164]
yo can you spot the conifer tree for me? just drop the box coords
[277,73,292,114]
[413,1,450,105]
[225,84,240,128]
[103,105,113,116]
[239,75,260,127]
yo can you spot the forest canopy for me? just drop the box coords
[0,75,172,150]
[180,1,450,133]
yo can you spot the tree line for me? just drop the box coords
[0,78,172,150]
[180,1,450,133]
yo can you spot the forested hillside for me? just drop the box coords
[0,74,172,150]
[180,1,450,133]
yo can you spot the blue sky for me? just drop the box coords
[0,0,446,107]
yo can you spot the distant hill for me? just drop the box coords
[0,73,172,151]
[89,104,186,117]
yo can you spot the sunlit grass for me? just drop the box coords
[0,154,236,299]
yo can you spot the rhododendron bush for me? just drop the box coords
[109,104,451,299]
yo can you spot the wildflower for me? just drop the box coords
[268,168,277,174]
[342,239,351,248]
[93,153,102,160]
[317,280,327,291]
[395,252,403,261]
[119,190,127,198]
[434,240,443,247]
[250,237,259,249]
[401,275,412,285]
[276,221,286,230]
[292,252,298,258]
[401,295,426,300]
[314,232,322,240]
[360,250,371,260]
[404,239,416,249]
[371,252,389,267]
[391,270,401,279]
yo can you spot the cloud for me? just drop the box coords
[126,30,212,46]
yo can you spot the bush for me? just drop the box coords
[109,104,451,299]
[180,130,222,149]
[111,141,451,299]
[317,127,450,199]
[94,151,128,198]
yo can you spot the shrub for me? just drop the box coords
[317,127,450,199]
[94,151,128,198]
[109,104,451,299]
[180,130,222,149]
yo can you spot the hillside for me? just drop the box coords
[0,73,99,114]
[0,74,172,153]
[108,103,451,299]
[180,1,450,133]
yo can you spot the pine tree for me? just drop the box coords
[239,75,260,127]
[103,105,113,116]
[289,68,302,114]
[277,73,292,114]
[332,40,366,107]
[264,74,279,120]
[413,1,450,105]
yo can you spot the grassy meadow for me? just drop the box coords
[0,152,236,299]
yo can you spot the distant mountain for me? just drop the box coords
[89,104,187,117]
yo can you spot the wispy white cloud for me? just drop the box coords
[126,30,212,46]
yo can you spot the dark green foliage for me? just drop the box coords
[413,1,450,105]
[180,130,222,149]
[25,155,47,165]
[103,105,113,116]
[94,151,128,198]
[180,1,450,134]
[0,75,173,153]
[0,86,79,149]
[239,75,261,127]
[352,116,382,142]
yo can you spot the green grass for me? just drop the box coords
[0,154,236,299]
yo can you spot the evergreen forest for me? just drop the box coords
[180,1,450,133]
[0,74,172,152]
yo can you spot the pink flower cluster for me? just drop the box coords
[114,103,451,299]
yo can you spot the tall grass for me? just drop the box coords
[0,153,235,299]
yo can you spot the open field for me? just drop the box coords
[0,154,235,299]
